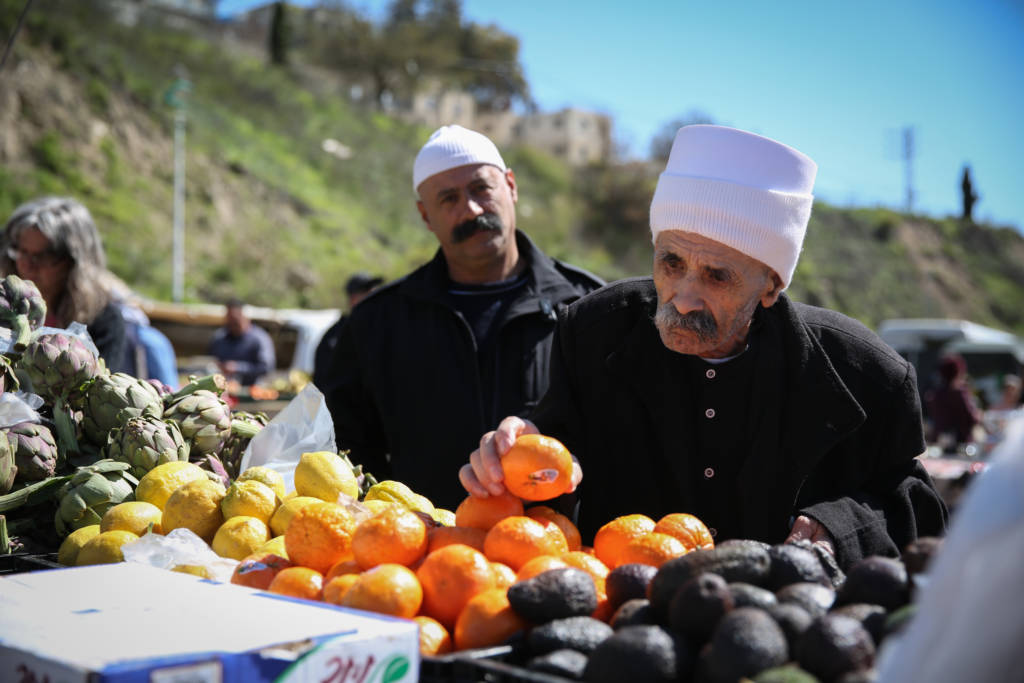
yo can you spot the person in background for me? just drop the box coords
[992,374,1022,412]
[207,297,275,386]
[312,272,383,390]
[925,354,984,449]
[325,125,604,508]
[1,197,127,371]
[117,303,179,389]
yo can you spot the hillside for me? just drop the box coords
[1,3,1022,334]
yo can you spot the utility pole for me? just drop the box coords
[164,66,191,302]
[902,126,915,214]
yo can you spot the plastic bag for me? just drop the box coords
[0,391,44,429]
[25,322,101,359]
[238,383,336,493]
[122,528,238,582]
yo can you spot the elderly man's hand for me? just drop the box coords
[786,515,835,556]
[459,416,583,498]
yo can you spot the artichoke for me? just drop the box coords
[53,459,138,536]
[0,354,19,394]
[163,389,232,460]
[7,422,59,482]
[79,372,163,448]
[219,411,269,479]
[105,415,189,479]
[0,274,47,352]
[0,429,18,493]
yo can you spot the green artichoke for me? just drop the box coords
[0,274,47,352]
[53,459,138,536]
[7,422,59,481]
[0,354,19,394]
[105,416,189,479]
[163,389,232,460]
[79,372,163,448]
[220,411,269,479]
[0,430,18,493]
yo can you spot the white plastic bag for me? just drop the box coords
[238,383,337,493]
[0,392,44,429]
[122,528,238,582]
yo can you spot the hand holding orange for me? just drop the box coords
[500,434,575,501]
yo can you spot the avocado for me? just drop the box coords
[902,536,942,579]
[610,598,657,629]
[606,562,658,612]
[766,603,814,653]
[883,603,917,640]
[796,614,875,681]
[703,607,789,682]
[835,556,909,611]
[808,541,846,590]
[768,543,830,589]
[648,542,771,619]
[753,663,822,683]
[831,603,887,645]
[526,648,589,679]
[507,567,598,623]
[668,572,734,643]
[527,616,613,655]
[729,582,778,610]
[583,625,685,683]
[775,582,835,617]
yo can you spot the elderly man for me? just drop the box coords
[462,125,946,568]
[325,125,603,508]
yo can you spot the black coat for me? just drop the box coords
[531,278,947,568]
[324,231,604,509]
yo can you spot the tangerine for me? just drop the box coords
[501,434,574,501]
[653,512,715,550]
[515,555,569,582]
[490,561,517,589]
[414,615,453,656]
[324,557,362,582]
[416,543,496,628]
[592,514,656,568]
[616,532,688,568]
[561,550,611,585]
[322,573,361,606]
[231,552,293,590]
[284,501,356,574]
[427,525,487,554]
[483,516,566,571]
[351,505,428,569]
[341,563,422,619]
[454,588,529,651]
[267,566,324,601]
[525,506,582,552]
[454,492,524,531]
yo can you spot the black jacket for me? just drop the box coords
[89,301,127,374]
[324,231,604,509]
[531,278,947,568]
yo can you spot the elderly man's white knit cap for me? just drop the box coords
[412,125,507,193]
[650,125,817,288]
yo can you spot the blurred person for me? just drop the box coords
[117,303,179,389]
[462,125,946,568]
[925,354,984,448]
[207,297,275,386]
[312,271,383,390]
[992,373,1022,411]
[325,125,604,508]
[1,196,127,370]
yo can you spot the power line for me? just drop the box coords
[0,0,34,77]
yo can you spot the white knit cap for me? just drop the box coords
[413,125,507,193]
[650,125,817,288]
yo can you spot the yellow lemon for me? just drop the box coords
[76,530,140,565]
[258,535,289,558]
[100,501,163,536]
[269,495,322,537]
[57,524,101,566]
[431,508,456,526]
[364,480,435,513]
[171,564,215,578]
[237,466,287,499]
[222,480,278,524]
[162,478,227,543]
[293,451,359,503]
[135,461,207,511]
[212,516,271,560]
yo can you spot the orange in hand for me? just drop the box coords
[500,434,574,501]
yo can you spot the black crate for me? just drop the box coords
[0,552,63,575]
[421,645,576,683]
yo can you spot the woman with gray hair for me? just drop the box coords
[1,196,126,370]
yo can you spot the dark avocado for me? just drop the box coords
[775,582,835,617]
[648,542,771,619]
[703,607,789,682]
[729,582,778,610]
[583,625,684,683]
[610,598,657,629]
[796,614,876,681]
[606,562,658,612]
[768,543,831,589]
[507,567,598,623]
[836,556,909,611]
[831,603,887,645]
[527,616,613,655]
[526,648,588,679]
[668,572,734,643]
[766,602,814,653]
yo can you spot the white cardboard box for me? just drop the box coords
[0,562,419,683]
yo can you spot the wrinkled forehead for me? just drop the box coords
[654,229,770,274]
[417,163,504,200]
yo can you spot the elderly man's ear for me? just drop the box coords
[761,270,785,308]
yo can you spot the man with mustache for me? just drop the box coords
[462,125,946,568]
[324,125,603,508]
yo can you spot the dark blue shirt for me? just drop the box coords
[207,324,276,385]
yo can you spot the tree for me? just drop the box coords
[649,110,715,161]
[268,1,290,66]
[961,165,979,222]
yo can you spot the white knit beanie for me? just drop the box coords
[413,125,507,193]
[650,125,817,288]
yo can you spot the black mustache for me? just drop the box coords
[452,213,503,243]
[654,303,718,341]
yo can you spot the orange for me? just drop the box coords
[324,558,362,582]
[515,555,569,582]
[561,550,610,585]
[616,532,688,568]
[500,434,574,501]
[592,583,614,623]
[267,566,324,601]
[454,492,524,531]
[654,512,715,550]
[231,552,293,590]
[525,506,582,552]
[416,544,496,629]
[322,573,361,605]
[454,588,529,651]
[483,516,566,571]
[284,501,356,574]
[341,563,422,619]
[414,615,453,656]
[351,505,428,569]
[427,525,487,554]
[593,514,656,568]
[490,561,517,589]
[532,517,570,556]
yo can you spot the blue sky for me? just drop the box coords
[219,0,1024,231]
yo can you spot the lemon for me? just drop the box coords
[76,530,140,565]
[432,508,456,526]
[100,501,163,536]
[258,535,289,558]
[222,480,278,524]
[364,480,435,513]
[294,451,359,503]
[171,564,214,578]
[237,466,287,499]
[269,495,322,537]
[162,478,227,543]
[135,461,207,511]
[57,525,101,566]
[212,516,271,560]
